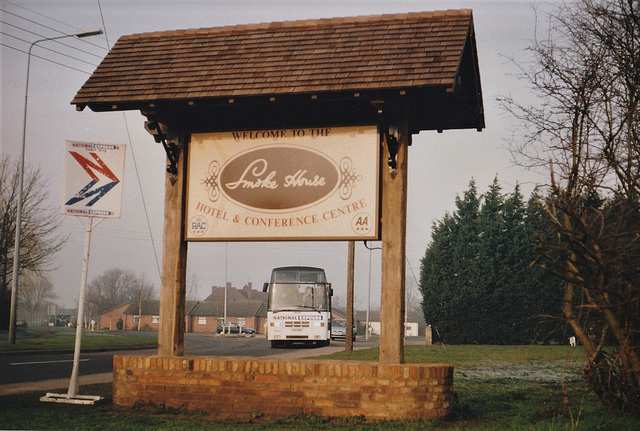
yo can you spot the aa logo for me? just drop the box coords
[351,213,373,235]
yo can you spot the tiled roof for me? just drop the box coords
[191,301,265,317]
[203,286,250,303]
[123,300,159,316]
[123,300,198,315]
[73,10,476,108]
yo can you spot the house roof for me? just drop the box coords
[203,286,254,303]
[100,302,130,315]
[123,300,199,315]
[191,300,265,317]
[239,288,268,303]
[72,10,484,133]
[119,299,265,317]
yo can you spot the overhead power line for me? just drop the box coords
[0,3,106,53]
[0,28,101,67]
[406,216,431,248]
[96,0,162,282]
[0,3,108,73]
[5,0,83,31]
[0,42,93,75]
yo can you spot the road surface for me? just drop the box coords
[0,333,382,393]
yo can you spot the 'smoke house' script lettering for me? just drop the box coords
[218,145,340,210]
[224,159,326,190]
[225,159,277,190]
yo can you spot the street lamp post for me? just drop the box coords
[8,29,103,344]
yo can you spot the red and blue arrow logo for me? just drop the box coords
[64,151,120,207]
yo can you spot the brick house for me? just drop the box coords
[98,300,197,331]
[98,303,129,330]
[125,300,201,332]
[187,300,266,334]
[98,284,267,332]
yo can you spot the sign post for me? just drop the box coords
[67,215,100,399]
[41,141,125,405]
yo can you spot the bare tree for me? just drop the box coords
[187,270,201,302]
[332,293,346,310]
[502,0,640,414]
[87,268,156,331]
[87,268,141,314]
[130,274,156,331]
[405,268,421,314]
[18,270,57,323]
[0,155,66,329]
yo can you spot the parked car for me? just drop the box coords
[216,322,256,334]
[331,319,356,341]
[16,319,27,328]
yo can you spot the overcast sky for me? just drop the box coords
[1,0,557,312]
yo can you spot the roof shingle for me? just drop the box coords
[72,10,476,108]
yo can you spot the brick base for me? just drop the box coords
[113,355,453,420]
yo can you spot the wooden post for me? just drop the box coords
[425,325,433,345]
[345,241,355,351]
[379,119,408,364]
[158,134,188,357]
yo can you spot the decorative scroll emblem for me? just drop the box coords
[338,157,361,200]
[202,160,221,202]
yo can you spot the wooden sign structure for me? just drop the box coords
[73,10,484,364]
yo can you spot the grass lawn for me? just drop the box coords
[1,341,639,430]
[0,327,158,352]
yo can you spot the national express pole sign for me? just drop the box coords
[61,141,126,218]
[186,126,379,241]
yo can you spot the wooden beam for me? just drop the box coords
[345,241,355,351]
[158,134,188,357]
[379,120,408,364]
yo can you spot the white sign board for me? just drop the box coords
[61,141,126,218]
[186,126,379,240]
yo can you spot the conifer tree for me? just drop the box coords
[420,179,563,344]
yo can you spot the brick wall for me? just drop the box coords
[123,314,159,331]
[189,316,219,333]
[113,355,453,420]
[99,304,128,330]
[187,316,266,334]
